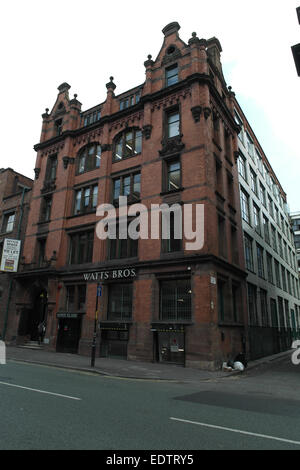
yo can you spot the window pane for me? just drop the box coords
[6,214,15,232]
[86,232,94,262]
[123,176,131,196]
[114,179,121,200]
[77,285,86,310]
[135,130,142,154]
[168,113,180,137]
[115,138,123,160]
[160,280,191,321]
[168,161,180,190]
[133,173,141,198]
[124,132,133,158]
[84,188,90,208]
[95,146,101,168]
[66,286,75,311]
[108,284,132,320]
[166,65,178,86]
[92,186,98,208]
[79,154,86,173]
[75,190,81,214]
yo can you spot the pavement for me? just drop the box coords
[4,345,292,383]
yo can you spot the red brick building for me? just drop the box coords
[0,168,33,340]
[14,22,248,370]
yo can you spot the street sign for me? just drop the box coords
[0,239,21,273]
[97,285,102,297]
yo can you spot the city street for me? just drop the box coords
[0,354,299,450]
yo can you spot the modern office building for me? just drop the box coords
[291,212,300,273]
[0,168,33,340]
[234,102,300,358]
[12,22,249,370]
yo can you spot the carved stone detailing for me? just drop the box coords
[162,46,182,65]
[203,107,212,120]
[142,124,153,139]
[191,106,202,123]
[41,143,64,157]
[144,54,154,68]
[34,168,41,180]
[162,22,181,37]
[73,129,102,147]
[57,82,71,93]
[159,136,185,157]
[188,32,201,46]
[108,112,144,132]
[106,76,116,91]
[62,156,75,169]
[151,89,191,112]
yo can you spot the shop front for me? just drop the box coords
[99,323,131,359]
[56,313,83,354]
[152,324,186,366]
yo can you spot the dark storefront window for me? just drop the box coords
[69,231,94,264]
[160,280,191,321]
[109,222,138,259]
[108,284,133,321]
[248,283,258,326]
[65,284,86,312]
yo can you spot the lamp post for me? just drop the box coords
[91,283,101,367]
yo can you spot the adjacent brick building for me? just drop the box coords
[0,168,33,340]
[13,22,249,370]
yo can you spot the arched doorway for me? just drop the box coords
[18,288,48,341]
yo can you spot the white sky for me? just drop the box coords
[1,0,299,210]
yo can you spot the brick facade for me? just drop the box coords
[0,168,33,340]
[13,22,248,370]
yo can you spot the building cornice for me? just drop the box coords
[34,73,238,152]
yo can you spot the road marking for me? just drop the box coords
[0,381,81,401]
[170,417,300,446]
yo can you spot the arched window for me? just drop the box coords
[113,129,142,161]
[77,143,101,174]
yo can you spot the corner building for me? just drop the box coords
[15,22,248,370]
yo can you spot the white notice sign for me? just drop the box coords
[0,239,21,273]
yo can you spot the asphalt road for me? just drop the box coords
[0,356,299,450]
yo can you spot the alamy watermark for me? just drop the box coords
[0,340,6,365]
[291,340,300,365]
[95,197,204,251]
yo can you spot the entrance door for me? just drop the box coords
[157,331,185,365]
[18,290,47,340]
[100,330,128,359]
[56,318,82,354]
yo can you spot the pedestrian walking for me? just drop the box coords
[38,321,46,345]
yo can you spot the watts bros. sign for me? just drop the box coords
[83,268,136,282]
